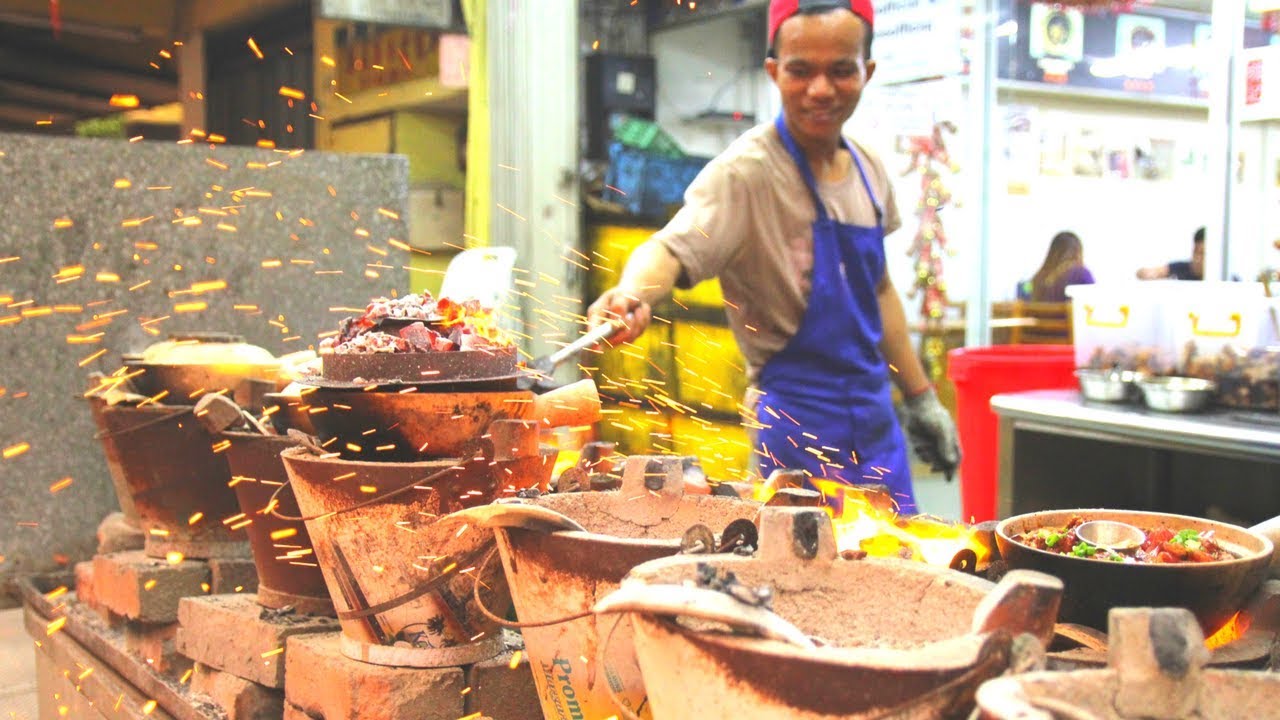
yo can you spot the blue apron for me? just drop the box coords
[754,115,916,514]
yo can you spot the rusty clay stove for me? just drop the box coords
[88,396,249,560]
[448,455,762,720]
[594,506,1064,720]
[195,390,333,615]
[976,607,1280,720]
[280,419,557,668]
[301,377,601,461]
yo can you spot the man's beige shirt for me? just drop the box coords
[656,122,901,384]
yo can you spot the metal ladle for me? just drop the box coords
[1075,520,1146,552]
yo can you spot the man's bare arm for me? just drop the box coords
[586,239,683,343]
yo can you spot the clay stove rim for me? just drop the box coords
[638,612,1008,672]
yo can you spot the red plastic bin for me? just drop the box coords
[946,345,1076,523]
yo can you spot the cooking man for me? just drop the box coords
[587,0,958,513]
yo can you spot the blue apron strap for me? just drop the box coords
[774,114,829,222]
[847,141,884,229]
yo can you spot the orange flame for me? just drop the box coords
[1205,612,1250,650]
[754,477,989,567]
[435,297,512,347]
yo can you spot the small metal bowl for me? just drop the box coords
[1136,376,1217,413]
[1075,368,1144,403]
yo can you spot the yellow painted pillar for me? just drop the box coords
[461,0,489,248]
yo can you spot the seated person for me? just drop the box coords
[1137,227,1204,281]
[1017,231,1095,302]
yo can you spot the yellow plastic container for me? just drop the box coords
[597,404,675,456]
[1066,282,1179,375]
[1172,283,1280,410]
[670,414,753,482]
[672,320,748,417]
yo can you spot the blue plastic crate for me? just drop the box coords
[603,142,709,219]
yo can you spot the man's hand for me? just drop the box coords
[586,286,652,345]
[903,388,961,481]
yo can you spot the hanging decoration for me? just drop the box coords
[902,120,957,327]
[901,121,959,387]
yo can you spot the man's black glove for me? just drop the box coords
[903,388,961,481]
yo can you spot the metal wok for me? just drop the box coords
[996,508,1279,635]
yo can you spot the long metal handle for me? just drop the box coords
[546,321,618,368]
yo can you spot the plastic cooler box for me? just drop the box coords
[1172,282,1280,411]
[603,142,710,219]
[947,346,1076,523]
[1065,281,1180,376]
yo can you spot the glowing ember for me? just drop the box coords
[1205,612,1250,650]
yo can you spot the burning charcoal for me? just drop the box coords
[398,321,438,352]
[515,487,543,499]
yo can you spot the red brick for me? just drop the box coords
[191,663,284,720]
[284,633,465,720]
[92,551,210,623]
[124,620,192,677]
[176,594,338,688]
[208,556,259,595]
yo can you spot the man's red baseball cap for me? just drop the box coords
[768,0,875,45]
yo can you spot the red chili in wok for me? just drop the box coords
[1012,516,1236,564]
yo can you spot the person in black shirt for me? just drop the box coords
[1137,226,1204,280]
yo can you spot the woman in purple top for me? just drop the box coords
[1017,231,1095,302]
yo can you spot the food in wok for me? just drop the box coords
[1011,515,1237,564]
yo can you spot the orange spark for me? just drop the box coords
[109,95,140,108]
[247,37,264,59]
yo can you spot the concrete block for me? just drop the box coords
[97,511,145,554]
[208,556,259,595]
[92,550,210,623]
[176,594,339,688]
[191,663,284,720]
[124,621,192,677]
[465,641,540,720]
[285,633,466,720]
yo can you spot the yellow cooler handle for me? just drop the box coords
[1188,312,1242,338]
[1085,304,1130,329]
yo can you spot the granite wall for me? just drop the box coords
[0,132,408,598]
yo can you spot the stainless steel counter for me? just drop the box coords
[991,390,1280,521]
